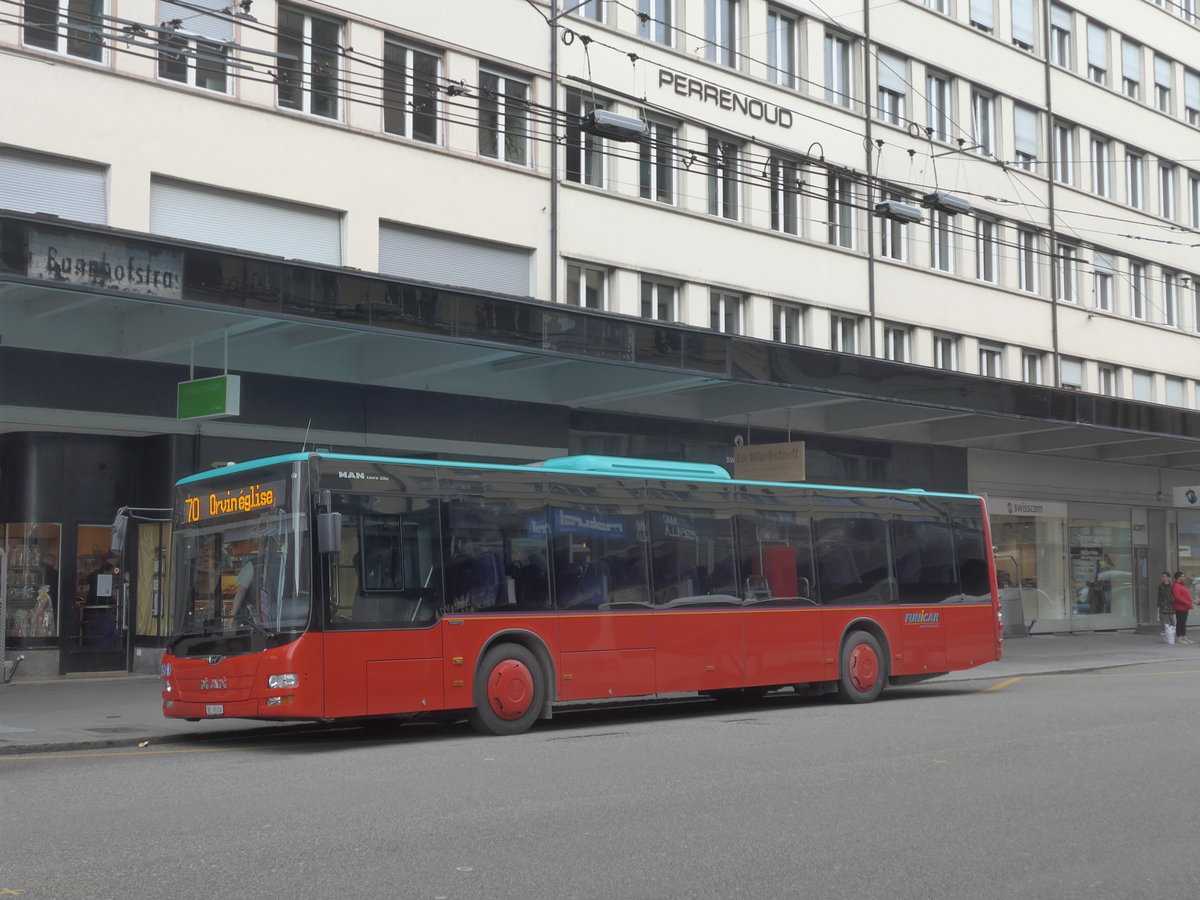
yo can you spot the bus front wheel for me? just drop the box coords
[837,631,886,703]
[468,643,545,736]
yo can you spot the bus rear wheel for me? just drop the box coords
[468,643,545,736]
[837,631,886,703]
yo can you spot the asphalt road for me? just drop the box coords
[3,660,1199,899]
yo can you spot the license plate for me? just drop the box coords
[206,704,225,716]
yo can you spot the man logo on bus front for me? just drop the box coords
[199,677,228,691]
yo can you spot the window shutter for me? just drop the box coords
[150,177,342,265]
[0,147,106,224]
[1014,105,1038,156]
[157,0,235,41]
[378,223,532,297]
[969,0,993,29]
[1086,23,1107,68]
[1122,40,1141,80]
[876,49,907,93]
[1011,0,1035,45]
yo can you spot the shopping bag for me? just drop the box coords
[1164,624,1176,645]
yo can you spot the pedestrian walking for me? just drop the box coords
[1158,571,1176,642]
[1171,572,1195,644]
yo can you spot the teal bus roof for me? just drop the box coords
[175,452,980,500]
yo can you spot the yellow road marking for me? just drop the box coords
[980,677,1025,692]
[979,668,1200,693]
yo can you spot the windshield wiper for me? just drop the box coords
[234,613,276,640]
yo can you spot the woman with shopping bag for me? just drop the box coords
[1171,572,1195,644]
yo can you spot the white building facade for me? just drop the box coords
[3,0,1200,675]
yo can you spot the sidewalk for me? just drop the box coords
[2,631,1198,755]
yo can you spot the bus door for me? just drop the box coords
[890,518,950,675]
[647,495,745,694]
[322,502,444,719]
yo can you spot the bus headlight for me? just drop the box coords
[267,673,299,689]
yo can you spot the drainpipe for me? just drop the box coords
[1042,3,1060,384]
[549,1,560,304]
[863,0,877,357]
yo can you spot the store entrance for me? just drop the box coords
[62,524,126,673]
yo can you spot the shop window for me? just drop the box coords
[4,523,62,647]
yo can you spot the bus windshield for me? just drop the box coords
[167,472,310,658]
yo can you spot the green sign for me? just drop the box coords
[177,375,241,419]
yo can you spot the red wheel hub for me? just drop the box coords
[848,643,880,693]
[486,659,534,720]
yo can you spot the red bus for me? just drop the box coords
[158,452,1002,735]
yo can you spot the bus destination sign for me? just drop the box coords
[182,481,285,524]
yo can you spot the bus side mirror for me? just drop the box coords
[317,512,342,555]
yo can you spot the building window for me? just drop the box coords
[883,324,910,362]
[567,263,607,309]
[969,0,994,32]
[277,5,342,119]
[979,344,1004,378]
[926,0,947,12]
[1166,377,1185,408]
[1090,136,1110,197]
[578,0,605,21]
[708,135,741,220]
[1190,173,1200,228]
[1014,105,1039,171]
[1122,39,1141,100]
[971,89,995,156]
[976,218,998,283]
[827,175,855,249]
[1155,55,1174,114]
[1159,163,1176,220]
[23,0,104,61]
[831,314,859,354]
[1097,365,1118,397]
[1012,0,1035,51]
[1060,357,1083,390]
[824,32,852,108]
[710,290,743,334]
[1132,370,1153,402]
[1186,70,1200,126]
[642,279,677,321]
[1130,261,1147,320]
[1164,271,1179,326]
[1126,150,1144,209]
[769,155,801,235]
[878,191,909,261]
[1085,22,1107,85]
[383,40,440,143]
[566,91,607,187]
[773,303,805,344]
[639,0,674,46]
[156,1,232,92]
[767,8,798,88]
[930,210,954,273]
[1055,243,1078,303]
[1050,4,1071,68]
[876,50,906,125]
[1018,229,1040,294]
[933,333,958,370]
[479,70,531,165]
[708,0,740,68]
[1052,122,1074,184]
[1093,252,1114,311]
[926,71,951,142]
[1194,281,1200,333]
[640,120,676,204]
[1022,350,1043,385]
